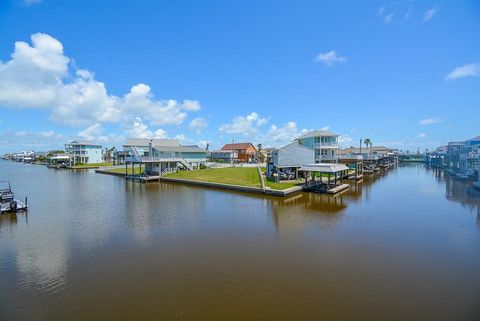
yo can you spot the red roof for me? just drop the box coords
[221,143,256,151]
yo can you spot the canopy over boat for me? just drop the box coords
[298,163,349,173]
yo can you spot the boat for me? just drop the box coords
[0,181,28,213]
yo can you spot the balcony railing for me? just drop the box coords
[316,155,337,161]
[314,142,338,148]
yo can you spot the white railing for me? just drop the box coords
[124,156,193,171]
[315,142,338,148]
[316,155,338,161]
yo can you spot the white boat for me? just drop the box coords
[0,181,28,213]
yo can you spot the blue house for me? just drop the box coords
[65,141,103,164]
[296,130,339,163]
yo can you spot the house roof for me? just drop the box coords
[466,135,480,142]
[66,140,102,146]
[275,142,314,152]
[123,138,179,147]
[299,163,349,173]
[153,145,206,153]
[221,143,256,151]
[211,149,236,153]
[296,130,339,139]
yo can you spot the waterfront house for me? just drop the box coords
[444,135,480,176]
[296,130,339,163]
[220,143,257,163]
[258,147,274,164]
[65,141,103,165]
[123,138,207,174]
[267,142,315,180]
[209,149,238,162]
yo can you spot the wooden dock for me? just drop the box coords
[326,184,350,194]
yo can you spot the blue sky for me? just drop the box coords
[0,0,479,153]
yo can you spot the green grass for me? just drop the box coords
[264,178,299,190]
[72,162,113,168]
[165,167,262,187]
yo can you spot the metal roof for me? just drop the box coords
[153,145,206,153]
[221,143,256,151]
[66,140,102,146]
[298,163,349,173]
[275,142,314,152]
[296,130,339,139]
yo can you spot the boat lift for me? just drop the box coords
[0,181,28,213]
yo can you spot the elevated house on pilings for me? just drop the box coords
[122,138,207,180]
[268,142,315,181]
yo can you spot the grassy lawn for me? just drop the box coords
[264,178,299,190]
[72,162,113,168]
[165,167,262,187]
[106,167,144,175]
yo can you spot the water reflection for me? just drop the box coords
[1,161,480,321]
[428,166,480,213]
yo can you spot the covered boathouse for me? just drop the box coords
[299,163,351,194]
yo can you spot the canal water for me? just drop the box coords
[1,160,479,321]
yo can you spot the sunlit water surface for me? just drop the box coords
[1,160,479,321]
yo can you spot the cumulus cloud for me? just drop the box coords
[315,50,348,66]
[419,117,441,125]
[0,33,201,127]
[446,63,480,80]
[78,123,103,141]
[418,133,427,138]
[189,117,208,134]
[219,112,267,135]
[422,7,437,22]
[338,134,353,147]
[124,117,167,139]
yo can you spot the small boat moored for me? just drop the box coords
[0,181,28,213]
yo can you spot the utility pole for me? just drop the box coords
[232,139,235,168]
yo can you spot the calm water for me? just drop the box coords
[1,160,479,321]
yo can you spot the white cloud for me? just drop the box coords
[338,134,353,147]
[0,129,64,151]
[197,140,210,149]
[446,63,480,80]
[189,117,208,134]
[0,33,201,127]
[419,117,441,125]
[219,112,267,135]
[422,8,437,22]
[418,133,427,138]
[383,13,395,24]
[315,50,348,66]
[124,117,167,139]
[78,123,103,141]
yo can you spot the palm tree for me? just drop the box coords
[256,143,262,162]
[364,138,372,151]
